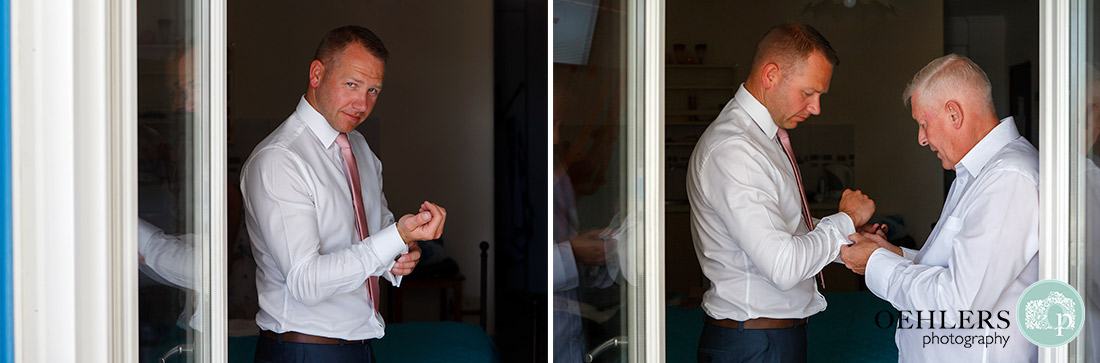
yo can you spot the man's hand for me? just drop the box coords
[839,236,876,275]
[856,223,888,240]
[397,201,447,244]
[840,232,902,275]
[858,231,903,257]
[390,241,421,276]
[838,189,875,227]
[571,229,607,266]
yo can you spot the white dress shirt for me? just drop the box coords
[137,218,205,330]
[241,96,408,340]
[553,168,619,362]
[138,218,195,290]
[687,84,856,321]
[865,117,1038,362]
[552,168,585,362]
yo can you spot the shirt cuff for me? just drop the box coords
[901,247,919,261]
[553,242,580,291]
[368,224,408,267]
[384,268,403,287]
[865,247,908,299]
[823,212,857,246]
[136,218,162,255]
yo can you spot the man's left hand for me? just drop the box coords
[390,241,421,276]
[397,201,447,243]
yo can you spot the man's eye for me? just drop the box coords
[346,82,356,88]
[368,88,378,94]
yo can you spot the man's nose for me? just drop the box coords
[917,128,928,146]
[807,96,821,115]
[352,92,369,111]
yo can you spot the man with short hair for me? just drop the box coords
[687,22,876,362]
[841,54,1038,362]
[242,25,447,362]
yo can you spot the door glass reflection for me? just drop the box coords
[1078,0,1095,358]
[1080,0,1099,360]
[137,1,204,361]
[553,0,642,361]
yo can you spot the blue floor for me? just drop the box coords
[226,321,499,363]
[665,291,899,362]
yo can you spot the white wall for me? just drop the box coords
[667,0,945,244]
[228,0,495,329]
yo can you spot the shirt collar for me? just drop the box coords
[733,83,779,139]
[955,116,1020,178]
[295,95,341,149]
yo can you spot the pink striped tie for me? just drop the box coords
[335,133,381,314]
[777,128,825,289]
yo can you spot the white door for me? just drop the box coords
[10,0,227,361]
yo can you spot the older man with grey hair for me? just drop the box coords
[840,54,1038,362]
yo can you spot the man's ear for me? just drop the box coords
[945,100,964,130]
[761,63,780,90]
[309,60,324,88]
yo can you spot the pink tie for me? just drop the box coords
[777,128,825,289]
[335,133,381,314]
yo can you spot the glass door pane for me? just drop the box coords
[1077,0,1099,360]
[136,0,211,361]
[553,0,651,361]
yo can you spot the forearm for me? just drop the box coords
[137,218,195,289]
[283,227,406,306]
[754,211,855,289]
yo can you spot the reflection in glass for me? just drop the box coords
[136,2,213,362]
[1084,7,1100,357]
[1080,1,1100,360]
[553,0,641,361]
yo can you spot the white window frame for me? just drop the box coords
[621,0,666,361]
[641,0,666,361]
[1040,0,1074,362]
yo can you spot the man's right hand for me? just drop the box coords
[397,201,447,244]
[856,223,888,240]
[571,229,607,266]
[838,189,875,227]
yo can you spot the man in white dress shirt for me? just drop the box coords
[242,26,447,362]
[688,23,876,362]
[841,54,1039,362]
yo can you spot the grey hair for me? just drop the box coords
[902,54,993,112]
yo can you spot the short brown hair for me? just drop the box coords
[750,23,839,76]
[313,25,389,66]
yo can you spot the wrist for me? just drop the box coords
[844,211,859,227]
[398,228,412,244]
